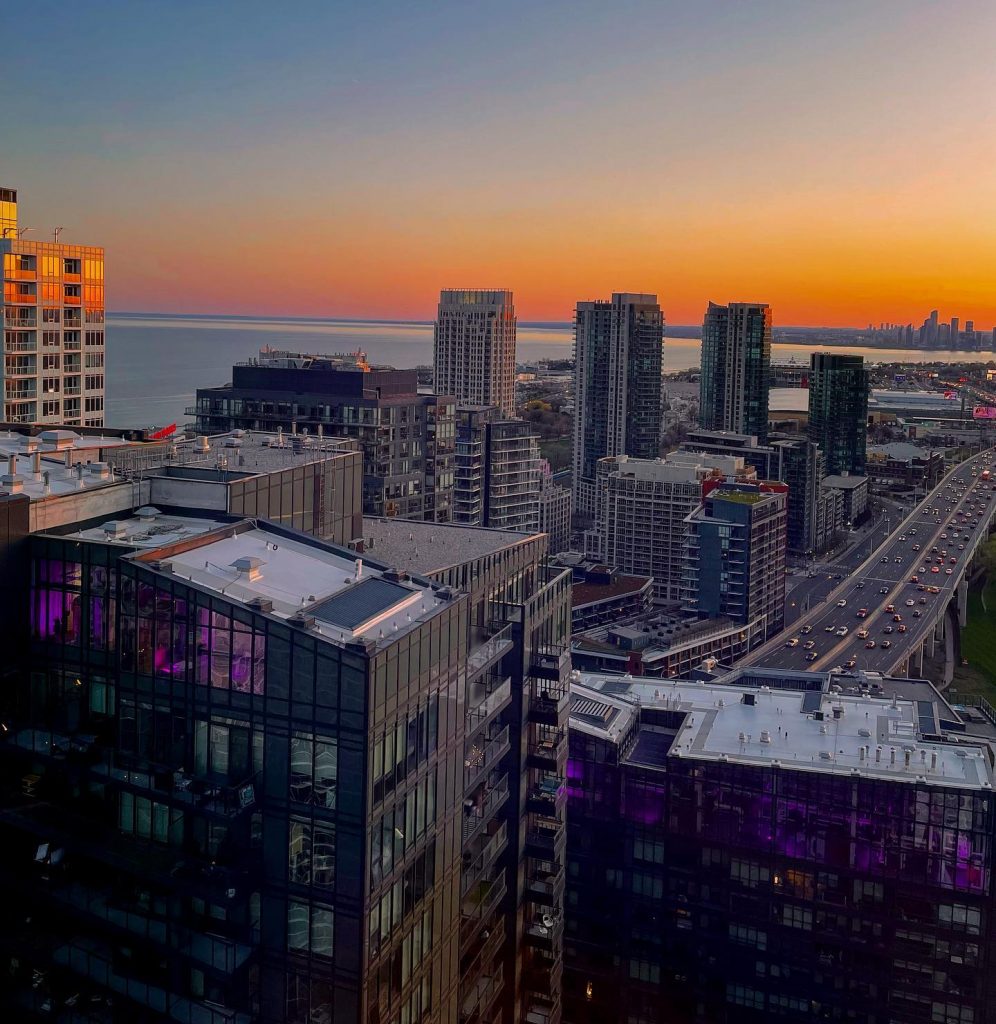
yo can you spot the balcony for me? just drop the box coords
[525,1003,562,1024]
[460,963,503,1024]
[467,623,514,678]
[41,878,255,975]
[461,821,509,897]
[531,645,569,682]
[5,309,36,327]
[460,868,507,947]
[525,910,564,954]
[529,689,568,728]
[466,676,512,738]
[524,822,564,861]
[90,760,260,820]
[526,775,565,818]
[464,725,510,793]
[527,729,566,773]
[525,862,565,908]
[462,773,510,845]
[4,337,36,352]
[63,295,81,306]
[524,948,563,1003]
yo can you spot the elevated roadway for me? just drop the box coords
[745,449,996,677]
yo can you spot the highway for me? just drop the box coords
[746,448,996,675]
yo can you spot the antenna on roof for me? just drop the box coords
[53,227,63,243]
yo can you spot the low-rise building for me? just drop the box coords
[821,471,869,525]
[866,442,945,488]
[570,565,653,632]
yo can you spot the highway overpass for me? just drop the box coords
[744,448,996,680]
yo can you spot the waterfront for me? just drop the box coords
[104,312,994,429]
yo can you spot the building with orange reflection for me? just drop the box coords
[1,187,105,426]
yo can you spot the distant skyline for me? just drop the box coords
[4,0,996,328]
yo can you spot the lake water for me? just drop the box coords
[104,313,987,428]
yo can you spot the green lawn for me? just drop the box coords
[953,580,996,702]
[539,437,571,473]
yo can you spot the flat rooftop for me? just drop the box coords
[361,517,535,575]
[67,510,224,547]
[151,523,443,647]
[0,433,129,501]
[571,673,995,790]
[822,474,868,490]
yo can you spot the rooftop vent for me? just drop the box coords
[134,506,161,521]
[102,521,128,539]
[38,429,78,451]
[231,555,265,582]
[19,435,39,453]
[246,596,274,614]
[742,692,756,707]
[88,461,111,480]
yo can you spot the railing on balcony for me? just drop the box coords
[461,868,507,946]
[463,773,510,844]
[90,759,260,819]
[526,774,565,818]
[461,820,509,897]
[460,963,504,1024]
[464,725,510,793]
[466,676,512,736]
[525,821,564,860]
[527,728,566,771]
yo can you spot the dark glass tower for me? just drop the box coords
[572,294,665,524]
[699,302,772,442]
[807,352,869,476]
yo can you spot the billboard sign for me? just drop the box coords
[973,406,996,420]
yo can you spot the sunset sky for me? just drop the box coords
[4,0,996,326]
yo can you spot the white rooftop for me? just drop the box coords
[70,512,222,547]
[572,674,994,790]
[158,525,444,646]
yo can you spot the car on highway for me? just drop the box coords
[885,604,896,612]
[932,566,940,573]
[865,640,876,648]
[856,581,865,589]
[928,586,941,594]
[880,556,889,563]
[806,652,819,662]
[837,599,847,607]
[800,625,813,634]
[845,659,857,669]
[785,638,799,647]
[898,624,907,633]
[893,614,903,622]
[913,609,922,616]
[883,625,894,634]
[836,627,848,637]
[909,576,919,584]
[905,599,915,606]
[941,533,948,539]
[894,556,903,564]
[857,629,869,638]
[950,557,957,564]
[881,640,892,649]
[959,544,965,550]
[880,587,890,595]
[946,568,954,574]
[824,625,836,633]
[912,544,921,551]
[803,640,816,649]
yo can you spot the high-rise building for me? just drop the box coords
[564,667,996,1024]
[951,315,960,345]
[1,186,105,426]
[434,289,517,417]
[682,481,786,638]
[590,452,755,604]
[454,404,541,532]
[699,302,772,441]
[192,349,456,522]
[769,435,828,555]
[0,431,572,1024]
[807,352,869,476]
[572,293,665,523]
[536,462,571,554]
